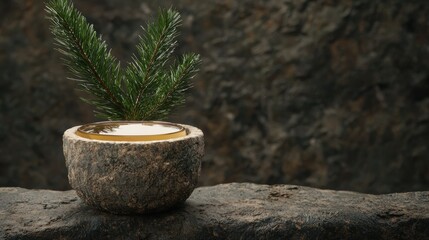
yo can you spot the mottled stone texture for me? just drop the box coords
[1,184,428,240]
[63,125,203,214]
[0,0,429,193]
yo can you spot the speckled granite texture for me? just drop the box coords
[1,183,428,240]
[63,124,204,214]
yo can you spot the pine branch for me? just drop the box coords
[46,0,125,120]
[124,9,182,120]
[144,53,201,120]
[46,0,201,121]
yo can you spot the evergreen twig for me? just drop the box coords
[46,0,200,120]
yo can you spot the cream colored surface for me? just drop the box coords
[75,121,187,141]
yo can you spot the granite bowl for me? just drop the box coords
[63,123,203,214]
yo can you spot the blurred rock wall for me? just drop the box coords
[0,0,428,193]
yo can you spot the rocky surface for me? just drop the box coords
[1,0,429,193]
[63,125,203,214]
[0,183,428,240]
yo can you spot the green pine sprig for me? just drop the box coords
[45,0,200,120]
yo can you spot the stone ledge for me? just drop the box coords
[0,183,428,240]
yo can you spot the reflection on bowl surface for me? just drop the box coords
[76,121,187,141]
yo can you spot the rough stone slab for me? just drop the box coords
[0,183,428,240]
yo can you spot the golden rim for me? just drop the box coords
[75,121,187,142]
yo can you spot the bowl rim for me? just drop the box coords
[75,121,187,142]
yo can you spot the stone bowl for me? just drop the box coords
[63,123,204,214]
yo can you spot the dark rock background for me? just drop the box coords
[0,0,428,193]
